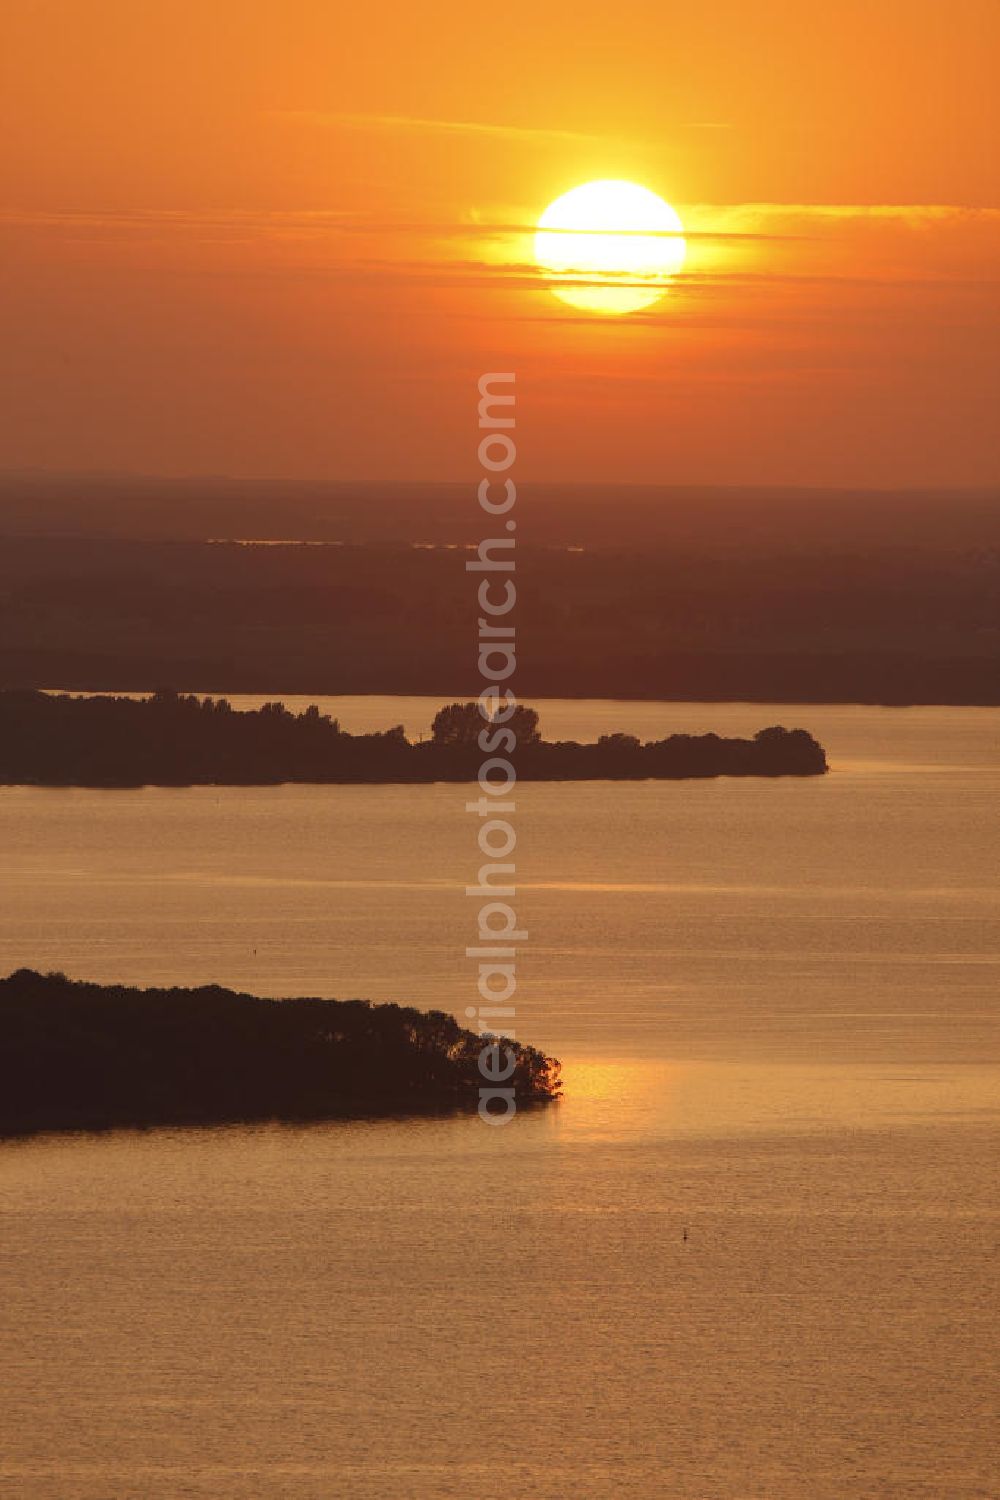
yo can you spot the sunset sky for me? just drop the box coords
[1,0,997,485]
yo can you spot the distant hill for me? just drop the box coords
[0,969,561,1135]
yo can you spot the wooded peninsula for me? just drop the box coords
[0,970,561,1136]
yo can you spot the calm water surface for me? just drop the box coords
[1,701,997,1498]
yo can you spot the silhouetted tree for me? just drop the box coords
[431,700,540,747]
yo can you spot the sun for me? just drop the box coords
[535,180,686,315]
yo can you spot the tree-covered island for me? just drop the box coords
[0,692,828,785]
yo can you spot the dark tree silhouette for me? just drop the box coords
[431,700,540,747]
[597,733,642,751]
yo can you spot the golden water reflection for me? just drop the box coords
[554,1055,1000,1145]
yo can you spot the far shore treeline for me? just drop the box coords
[0,691,827,785]
[0,970,562,1136]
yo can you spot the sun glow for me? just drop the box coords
[535,180,686,315]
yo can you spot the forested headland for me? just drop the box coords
[0,691,828,785]
[0,970,561,1135]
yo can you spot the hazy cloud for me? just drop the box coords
[275,110,624,146]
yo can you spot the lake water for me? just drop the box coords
[1,700,997,1497]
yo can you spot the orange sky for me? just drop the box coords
[1,0,997,486]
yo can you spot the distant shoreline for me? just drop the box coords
[3,481,996,707]
[33,685,1000,711]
